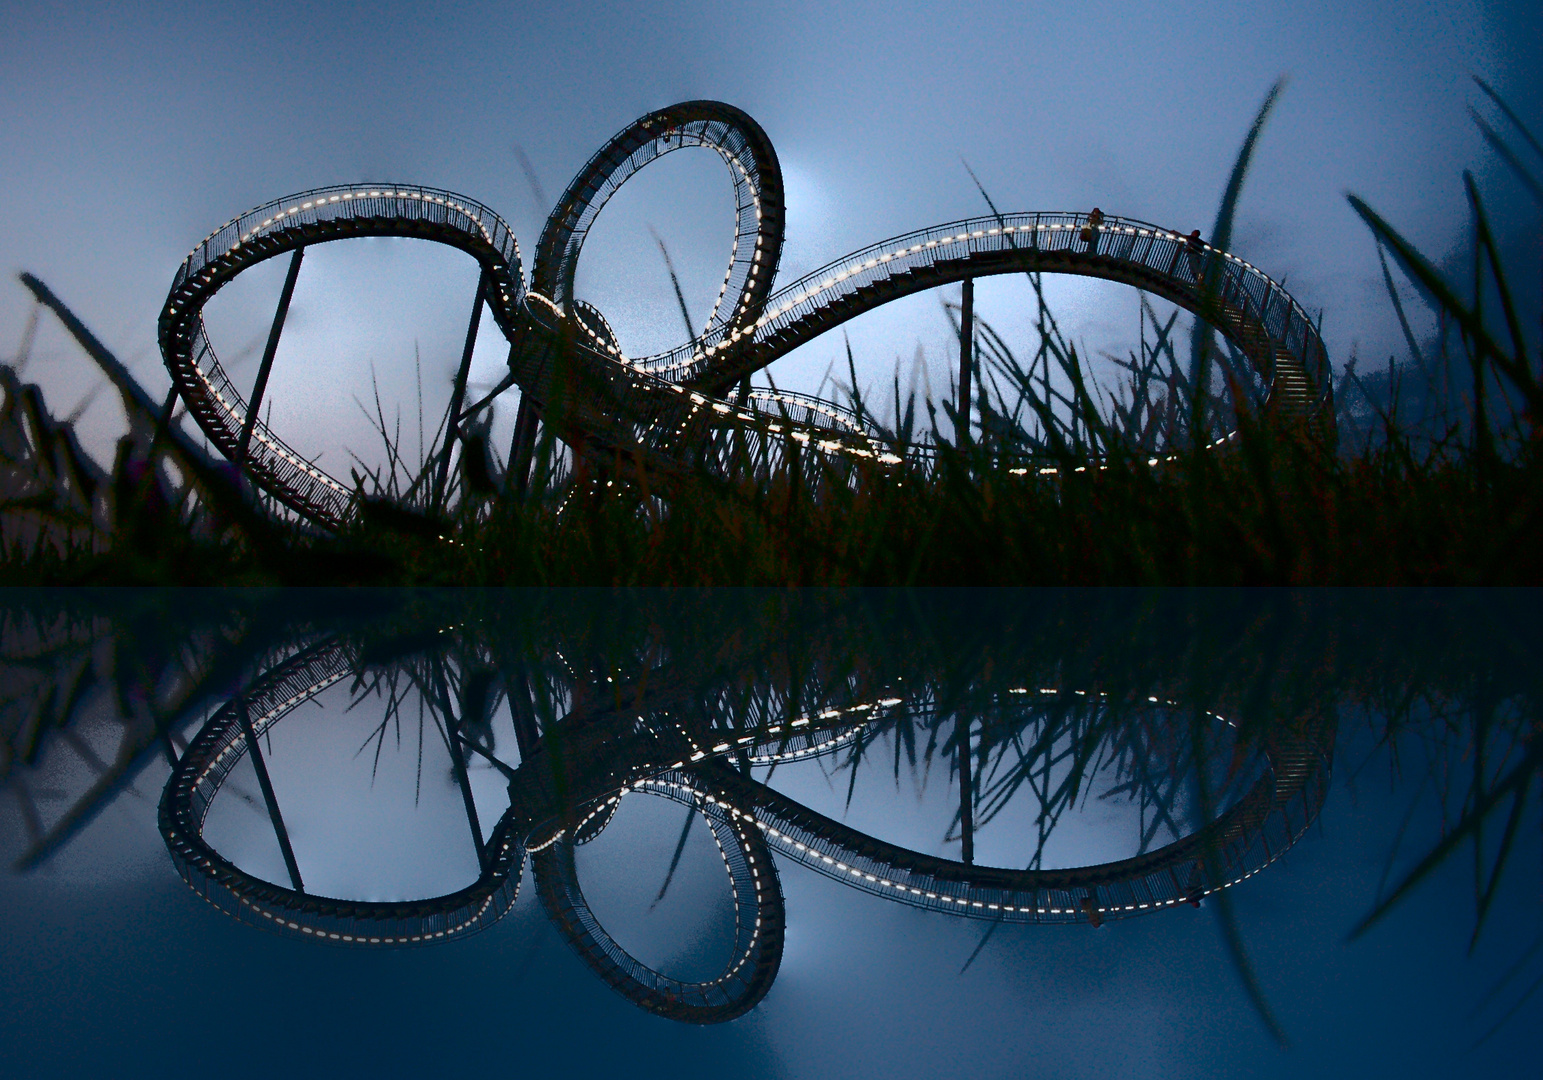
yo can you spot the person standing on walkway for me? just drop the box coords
[1081,207,1105,253]
[1184,228,1206,281]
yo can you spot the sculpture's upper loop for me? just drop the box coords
[158,185,524,526]
[531,100,785,372]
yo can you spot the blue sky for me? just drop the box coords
[2,0,1538,466]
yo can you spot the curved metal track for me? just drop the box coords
[518,685,1331,928]
[637,687,1335,926]
[722,713,1331,924]
[160,103,1331,531]
[532,99,784,363]
[649,212,1330,417]
[157,637,525,946]
[532,771,785,1024]
[158,186,524,526]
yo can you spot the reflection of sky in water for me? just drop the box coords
[3,590,1540,1077]
[575,792,737,985]
[199,680,518,902]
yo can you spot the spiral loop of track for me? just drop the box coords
[532,99,784,367]
[532,771,785,1024]
[159,186,524,526]
[157,637,526,946]
[159,102,1332,530]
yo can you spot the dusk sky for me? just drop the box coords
[3,1,1539,471]
[4,11,1540,1070]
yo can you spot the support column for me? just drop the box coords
[505,664,541,758]
[239,246,305,463]
[958,277,974,445]
[433,270,489,510]
[507,386,539,500]
[235,695,304,893]
[434,662,488,871]
[150,385,178,458]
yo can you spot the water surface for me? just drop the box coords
[2,589,1537,1077]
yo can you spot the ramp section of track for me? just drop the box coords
[159,186,524,527]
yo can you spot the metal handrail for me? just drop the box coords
[635,211,1328,416]
[176,183,524,307]
[160,184,526,527]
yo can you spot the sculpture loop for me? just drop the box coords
[159,635,1332,1022]
[159,102,1333,531]
[532,99,784,369]
[532,771,785,1023]
[157,637,525,946]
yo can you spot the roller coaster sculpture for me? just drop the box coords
[160,631,1333,1024]
[159,101,1333,530]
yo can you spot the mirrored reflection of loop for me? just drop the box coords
[721,688,1335,925]
[160,99,1333,532]
[532,770,785,1024]
[157,637,524,947]
[156,631,1337,1026]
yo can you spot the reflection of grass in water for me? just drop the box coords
[3,589,1539,1043]
[823,678,1291,1037]
[818,695,1228,866]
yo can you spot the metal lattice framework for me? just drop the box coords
[647,212,1330,412]
[158,102,1334,530]
[158,186,524,525]
[533,100,784,352]
[157,637,525,945]
[532,771,785,1023]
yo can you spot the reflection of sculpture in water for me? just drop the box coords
[159,631,1334,1024]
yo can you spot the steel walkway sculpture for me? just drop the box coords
[159,101,1332,530]
[159,631,1332,1024]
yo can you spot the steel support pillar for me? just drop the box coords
[239,246,304,462]
[235,694,304,893]
[433,662,488,871]
[958,277,974,444]
[433,270,488,510]
[506,385,540,500]
[505,664,541,758]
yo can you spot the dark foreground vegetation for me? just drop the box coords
[2,80,1539,585]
